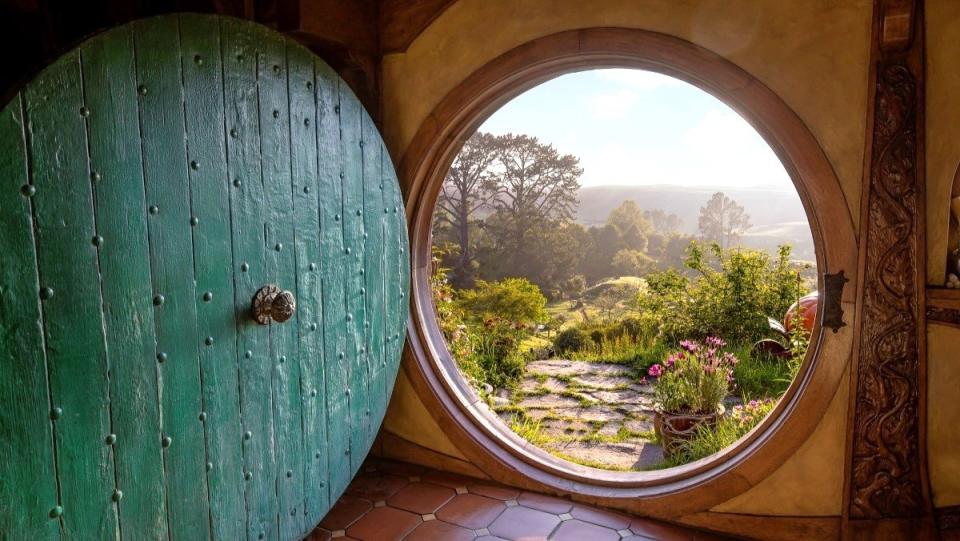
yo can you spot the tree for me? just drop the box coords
[484,134,582,277]
[608,200,652,238]
[612,249,656,277]
[698,192,752,249]
[644,209,683,233]
[434,132,498,287]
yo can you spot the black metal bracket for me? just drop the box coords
[822,271,849,333]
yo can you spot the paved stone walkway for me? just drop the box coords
[493,359,664,470]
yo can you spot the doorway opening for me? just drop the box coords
[428,69,816,471]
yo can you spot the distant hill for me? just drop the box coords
[575,185,815,261]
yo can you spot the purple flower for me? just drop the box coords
[679,340,699,352]
[664,354,677,368]
[706,336,727,349]
[647,364,664,377]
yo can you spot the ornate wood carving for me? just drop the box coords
[847,0,931,525]
[937,506,960,531]
[927,305,960,328]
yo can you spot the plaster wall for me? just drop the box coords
[926,0,960,286]
[380,0,873,517]
[925,0,960,510]
[928,323,960,508]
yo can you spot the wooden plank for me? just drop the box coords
[0,96,60,539]
[382,145,407,400]
[132,16,210,540]
[361,112,386,437]
[287,42,329,529]
[80,27,169,539]
[178,14,246,540]
[316,60,351,498]
[339,81,370,475]
[24,50,119,539]
[221,18,279,540]
[255,30,304,540]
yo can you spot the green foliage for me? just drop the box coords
[653,399,777,468]
[637,241,808,344]
[457,278,547,326]
[553,327,591,354]
[432,258,538,390]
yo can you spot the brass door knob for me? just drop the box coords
[252,285,296,325]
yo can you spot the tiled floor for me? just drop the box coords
[307,458,727,541]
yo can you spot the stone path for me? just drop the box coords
[491,359,664,470]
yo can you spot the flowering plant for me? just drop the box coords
[730,398,776,430]
[648,337,738,415]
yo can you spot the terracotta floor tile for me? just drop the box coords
[404,519,476,541]
[549,519,620,541]
[517,492,573,514]
[345,506,421,540]
[436,493,506,529]
[630,517,700,540]
[468,483,521,501]
[346,472,409,501]
[423,470,475,489]
[318,495,372,530]
[304,527,331,540]
[387,481,456,514]
[489,505,562,540]
[569,505,632,530]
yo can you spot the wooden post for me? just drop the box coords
[843,0,936,538]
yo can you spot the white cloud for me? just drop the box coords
[589,89,640,118]
[679,108,791,189]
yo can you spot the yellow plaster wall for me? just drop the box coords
[380,0,875,517]
[928,324,960,507]
[926,0,960,286]
[382,0,872,227]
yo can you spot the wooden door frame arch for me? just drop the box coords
[398,27,858,516]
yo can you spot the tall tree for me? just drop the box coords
[698,192,752,249]
[485,134,582,276]
[434,132,498,286]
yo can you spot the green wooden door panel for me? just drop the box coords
[0,14,409,541]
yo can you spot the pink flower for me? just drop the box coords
[664,354,677,368]
[647,364,664,377]
[679,340,698,352]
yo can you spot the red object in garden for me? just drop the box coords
[784,291,818,334]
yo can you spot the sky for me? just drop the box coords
[478,69,794,191]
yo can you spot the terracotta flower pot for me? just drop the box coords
[654,406,724,457]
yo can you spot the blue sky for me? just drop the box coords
[478,69,794,191]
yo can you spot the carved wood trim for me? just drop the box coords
[938,506,960,531]
[844,0,934,533]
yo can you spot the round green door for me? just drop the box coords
[0,14,409,540]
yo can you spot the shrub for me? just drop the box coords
[637,242,809,344]
[458,278,547,326]
[553,328,591,354]
[649,337,738,414]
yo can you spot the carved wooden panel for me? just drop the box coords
[847,0,930,523]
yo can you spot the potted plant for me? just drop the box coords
[648,337,738,455]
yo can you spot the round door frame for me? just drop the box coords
[398,27,858,516]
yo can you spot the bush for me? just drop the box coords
[553,328,591,354]
[458,278,547,326]
[637,242,809,344]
